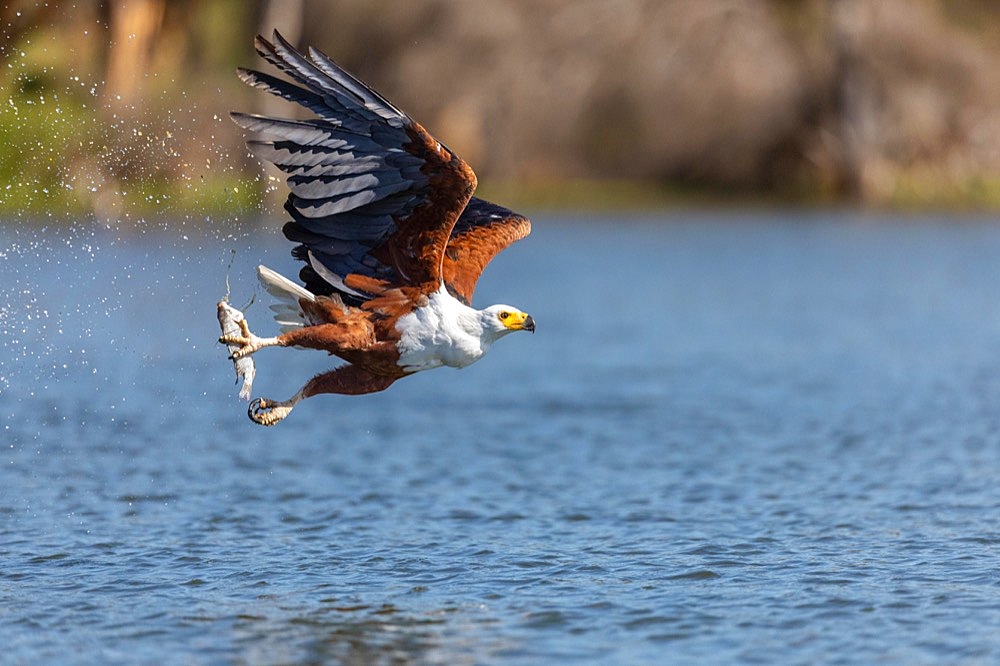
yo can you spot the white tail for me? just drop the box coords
[257,265,315,333]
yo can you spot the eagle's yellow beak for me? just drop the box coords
[503,311,536,333]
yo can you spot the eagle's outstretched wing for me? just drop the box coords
[442,198,531,305]
[232,31,477,302]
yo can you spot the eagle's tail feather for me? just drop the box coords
[257,265,315,333]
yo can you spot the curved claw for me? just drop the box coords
[222,338,254,360]
[248,397,295,427]
[219,316,260,360]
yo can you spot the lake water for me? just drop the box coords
[2,211,999,664]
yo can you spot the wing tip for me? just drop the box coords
[229,110,258,129]
[235,67,258,87]
[271,29,294,51]
[254,32,275,56]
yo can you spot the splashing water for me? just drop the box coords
[0,25,274,444]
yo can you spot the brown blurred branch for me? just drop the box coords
[104,0,166,110]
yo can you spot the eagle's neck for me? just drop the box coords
[395,286,491,372]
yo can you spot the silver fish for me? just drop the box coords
[217,300,256,401]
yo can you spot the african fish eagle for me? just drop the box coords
[220,31,534,426]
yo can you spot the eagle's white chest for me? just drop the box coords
[395,288,491,373]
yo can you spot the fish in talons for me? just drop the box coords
[216,300,256,401]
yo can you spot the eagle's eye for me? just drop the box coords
[499,311,510,320]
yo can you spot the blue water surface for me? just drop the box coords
[1,211,999,664]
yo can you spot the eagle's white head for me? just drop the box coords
[479,304,535,342]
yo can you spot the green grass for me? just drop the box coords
[0,51,264,221]
[888,173,1000,211]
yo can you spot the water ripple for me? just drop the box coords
[3,217,1000,663]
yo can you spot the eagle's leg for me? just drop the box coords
[247,363,398,426]
[219,317,282,359]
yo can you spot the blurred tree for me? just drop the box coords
[104,0,166,110]
[4,0,1000,214]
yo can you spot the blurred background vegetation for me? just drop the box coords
[4,0,1000,221]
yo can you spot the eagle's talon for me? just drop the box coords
[219,331,267,359]
[248,397,294,426]
[229,344,253,360]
